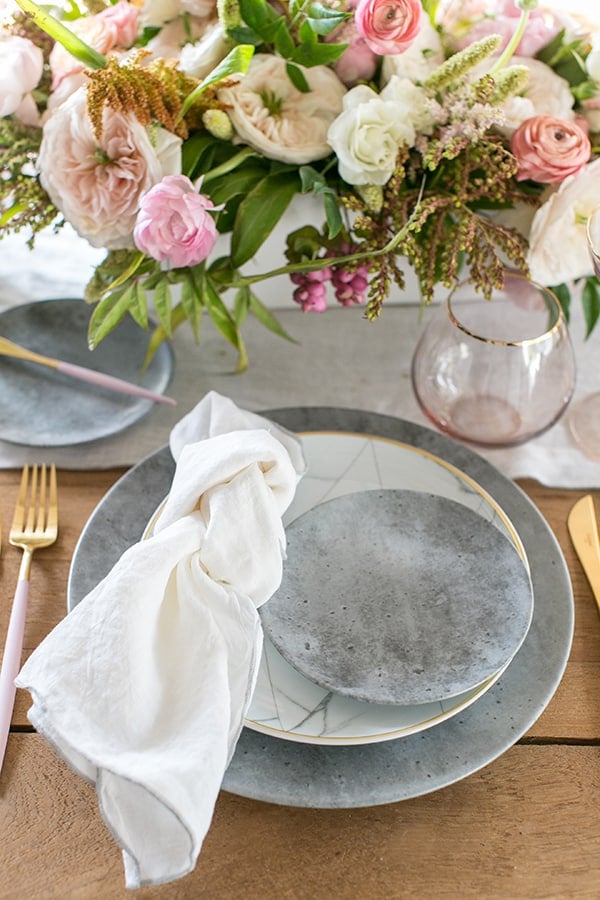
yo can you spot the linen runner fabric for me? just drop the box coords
[15,392,306,888]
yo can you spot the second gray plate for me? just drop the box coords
[0,298,174,446]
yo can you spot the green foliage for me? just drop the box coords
[581,277,600,338]
[233,0,348,71]
[0,119,57,241]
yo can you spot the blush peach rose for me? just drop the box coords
[354,0,422,55]
[510,115,591,184]
[38,87,182,249]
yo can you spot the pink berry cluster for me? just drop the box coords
[291,257,369,313]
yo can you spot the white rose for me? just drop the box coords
[39,87,182,249]
[179,22,228,79]
[0,34,43,118]
[327,79,419,186]
[527,159,600,285]
[380,17,444,85]
[218,54,346,165]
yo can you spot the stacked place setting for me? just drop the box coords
[67,406,574,809]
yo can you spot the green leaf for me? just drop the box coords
[128,282,149,330]
[88,288,134,348]
[182,132,219,181]
[232,172,300,266]
[234,285,251,326]
[142,304,189,370]
[306,2,348,35]
[582,277,600,338]
[181,270,204,340]
[324,192,343,238]
[286,62,310,92]
[248,291,297,342]
[205,163,266,204]
[290,41,347,67]
[272,19,296,57]
[549,282,571,322]
[239,0,279,32]
[15,0,106,68]
[152,279,173,337]
[226,24,262,46]
[180,45,255,118]
[203,275,248,371]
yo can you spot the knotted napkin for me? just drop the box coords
[16,391,306,888]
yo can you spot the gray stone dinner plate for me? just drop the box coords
[0,298,174,446]
[260,489,533,705]
[67,408,573,808]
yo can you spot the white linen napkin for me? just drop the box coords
[15,391,306,889]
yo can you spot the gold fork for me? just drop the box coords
[0,465,58,773]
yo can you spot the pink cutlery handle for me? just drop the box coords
[0,579,29,773]
[56,361,177,406]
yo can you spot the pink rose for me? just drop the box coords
[0,34,43,117]
[134,175,219,268]
[510,115,591,184]
[354,0,422,56]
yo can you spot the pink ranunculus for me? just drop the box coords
[354,0,422,56]
[134,175,219,268]
[510,115,592,184]
[0,34,43,118]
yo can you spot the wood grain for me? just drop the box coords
[0,735,598,899]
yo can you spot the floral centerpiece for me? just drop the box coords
[1,0,599,368]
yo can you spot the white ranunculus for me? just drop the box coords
[527,159,600,285]
[39,87,182,249]
[380,17,444,85]
[179,22,228,79]
[508,56,575,122]
[327,77,425,186]
[0,34,43,118]
[587,34,600,81]
[217,54,346,165]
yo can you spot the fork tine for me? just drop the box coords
[26,465,37,534]
[48,465,58,533]
[35,465,47,535]
[11,465,28,534]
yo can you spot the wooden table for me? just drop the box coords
[0,469,599,899]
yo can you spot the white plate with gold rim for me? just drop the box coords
[144,431,530,746]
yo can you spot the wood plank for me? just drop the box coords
[0,735,598,899]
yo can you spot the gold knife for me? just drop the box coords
[567,495,600,615]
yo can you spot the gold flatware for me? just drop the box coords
[0,335,176,406]
[567,494,600,615]
[0,464,58,773]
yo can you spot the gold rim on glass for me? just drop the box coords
[445,272,565,348]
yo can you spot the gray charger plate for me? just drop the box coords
[0,299,174,446]
[68,408,573,808]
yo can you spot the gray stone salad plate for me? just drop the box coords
[0,298,174,446]
[68,408,573,808]
[261,489,533,706]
